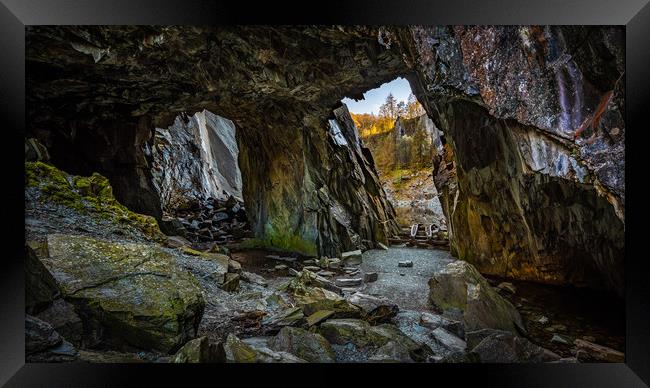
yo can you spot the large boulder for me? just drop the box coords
[269,327,336,363]
[39,234,205,353]
[428,261,524,334]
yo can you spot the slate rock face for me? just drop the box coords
[151,110,243,212]
[401,26,624,294]
[39,234,205,353]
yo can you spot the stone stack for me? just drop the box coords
[160,195,251,245]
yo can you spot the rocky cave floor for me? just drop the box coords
[25,164,624,363]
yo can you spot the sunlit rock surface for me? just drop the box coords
[151,110,243,212]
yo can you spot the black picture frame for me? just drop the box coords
[2,0,648,386]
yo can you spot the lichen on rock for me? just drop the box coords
[26,161,164,241]
[38,234,205,353]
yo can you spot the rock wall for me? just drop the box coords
[151,110,243,213]
[237,103,399,256]
[26,26,408,257]
[397,26,624,294]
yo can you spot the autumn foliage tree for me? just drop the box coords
[350,93,431,174]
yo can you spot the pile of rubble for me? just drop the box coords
[159,195,251,245]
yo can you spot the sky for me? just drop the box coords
[342,77,413,115]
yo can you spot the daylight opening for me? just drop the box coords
[150,110,251,247]
[342,77,449,247]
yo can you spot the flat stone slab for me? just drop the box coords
[398,261,413,268]
[305,310,335,327]
[335,278,363,287]
[341,250,362,265]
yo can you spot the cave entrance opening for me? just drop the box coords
[150,109,251,248]
[341,77,449,247]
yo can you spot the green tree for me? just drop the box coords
[379,93,399,120]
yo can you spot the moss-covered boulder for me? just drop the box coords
[26,161,164,241]
[428,261,524,334]
[269,327,335,363]
[40,234,205,353]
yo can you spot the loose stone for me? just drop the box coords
[335,278,363,287]
[363,272,378,283]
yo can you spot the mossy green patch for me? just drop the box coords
[26,161,164,241]
[43,234,205,353]
[238,225,318,257]
[263,222,317,256]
